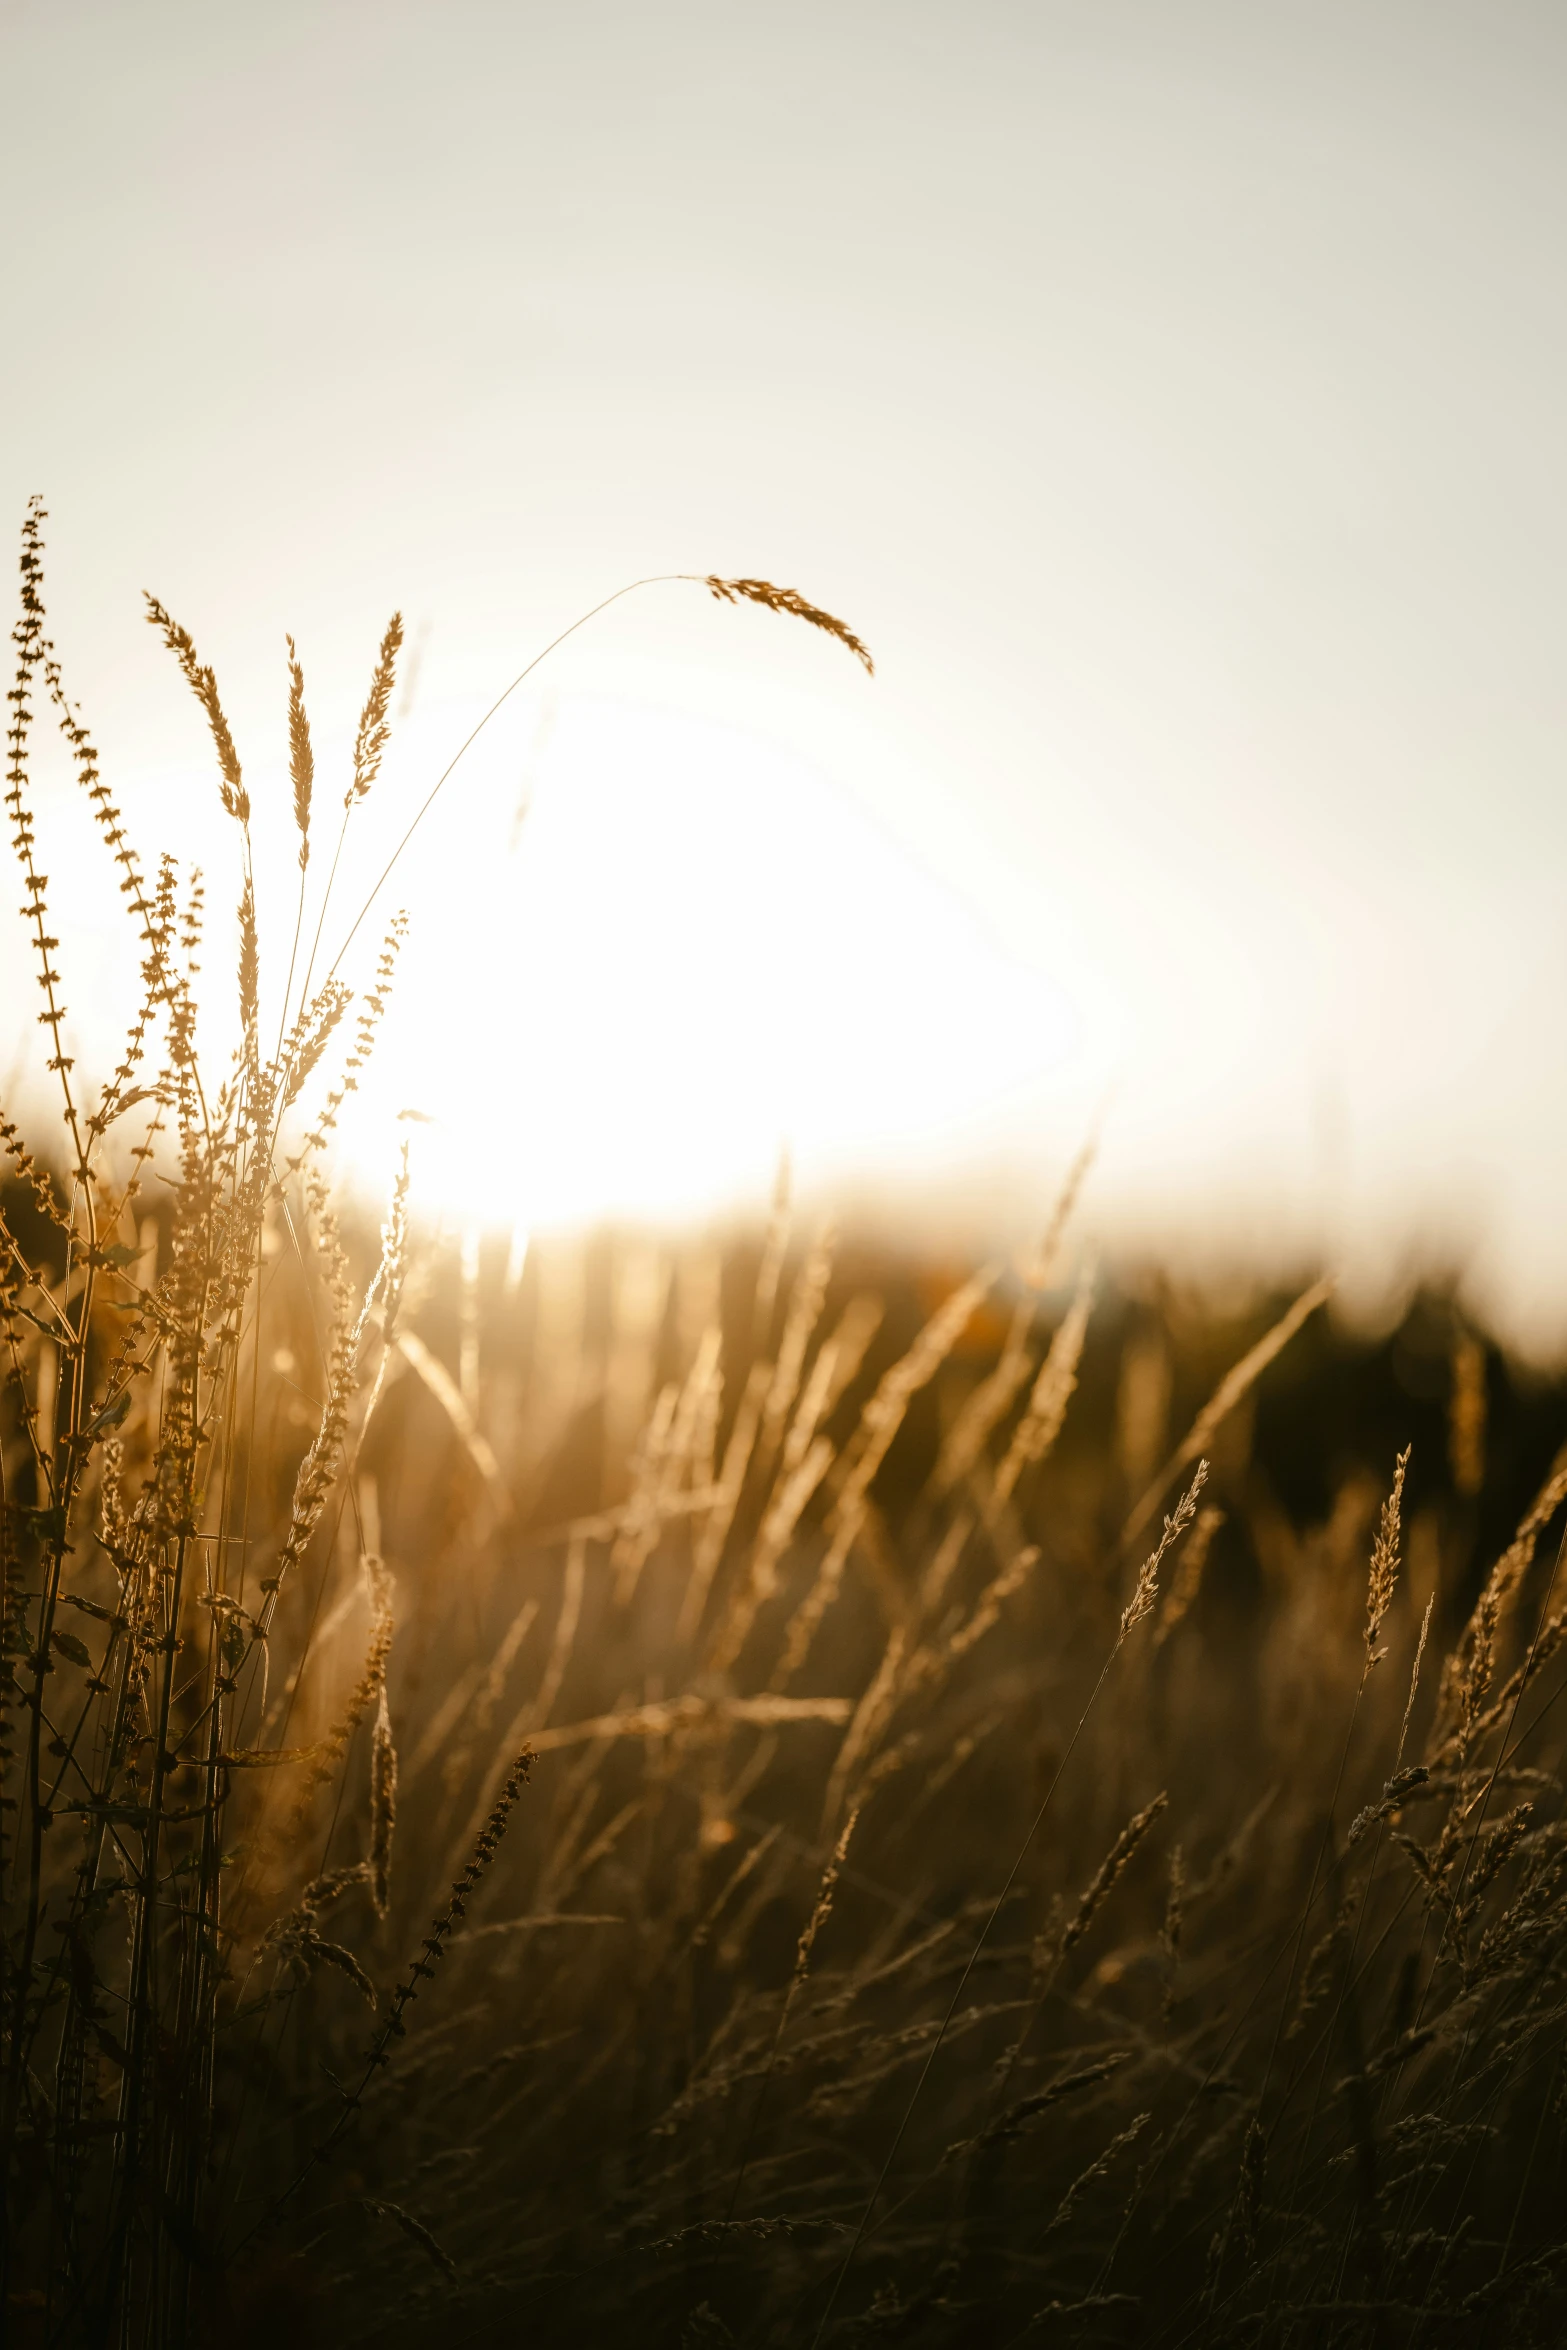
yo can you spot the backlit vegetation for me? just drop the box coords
[6,509,1567,2347]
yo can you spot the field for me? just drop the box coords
[8,507,1567,2347]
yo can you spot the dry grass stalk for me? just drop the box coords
[326,1747,536,2148]
[1120,1462,1209,1647]
[1152,1504,1224,1649]
[20,512,1567,2350]
[757,1222,835,1476]
[605,1329,725,1621]
[1400,1595,1435,1761]
[0,514,448,2340]
[531,1531,587,1732]
[1014,1133,1098,1291]
[1122,1275,1333,1547]
[611,1379,680,1607]
[865,1528,1044,1816]
[992,1262,1095,1511]
[938,1155,1095,1498]
[525,1691,854,1756]
[363,2196,460,2284]
[286,634,313,865]
[707,1431,834,1677]
[1363,1445,1411,1679]
[704,576,874,673]
[394,1327,509,1509]
[773,1266,996,1685]
[726,1805,862,2220]
[946,1543,1040,1665]
[1055,1790,1170,1968]
[780,1293,882,1485]
[662,1325,724,1500]
[679,1357,770,1645]
[288,1548,397,1838]
[300,910,408,1156]
[369,1683,398,1918]
[1048,2112,1150,2232]
[935,1300,1035,1499]
[1441,1606,1567,1775]
[822,1627,910,1830]
[143,593,250,824]
[917,1510,975,1625]
[237,873,259,1044]
[1435,1443,1567,1759]
[795,1804,860,1984]
[442,1595,540,1798]
[400,1661,487,1788]
[258,1177,362,1611]
[348,611,405,805]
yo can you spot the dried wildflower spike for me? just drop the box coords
[795,1804,860,1986]
[1435,1442,1567,1756]
[369,1683,398,1918]
[143,594,249,824]
[726,1803,864,2223]
[1153,1505,1224,1650]
[1457,1802,1534,1957]
[380,1138,413,1342]
[1049,2113,1150,2233]
[1364,1447,1411,1678]
[286,633,314,866]
[1119,1461,1209,1647]
[1346,1763,1430,1849]
[302,1745,535,2199]
[300,912,408,1157]
[705,576,874,674]
[282,977,352,1106]
[237,875,259,1040]
[347,610,404,806]
[1059,1791,1169,1962]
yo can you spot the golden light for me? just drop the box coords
[334,688,1077,1234]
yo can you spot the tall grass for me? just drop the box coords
[6,509,1567,2349]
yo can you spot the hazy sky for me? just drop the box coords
[4,3,1567,1340]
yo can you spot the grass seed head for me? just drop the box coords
[705,575,874,674]
[347,610,404,806]
[285,632,314,865]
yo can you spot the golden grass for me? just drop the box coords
[7,510,1567,2350]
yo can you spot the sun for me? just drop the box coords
[335,688,1076,1238]
[0,668,1077,1250]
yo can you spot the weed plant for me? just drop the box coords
[5,509,1567,2348]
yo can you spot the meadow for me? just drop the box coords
[6,504,1567,2348]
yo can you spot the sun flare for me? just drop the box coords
[333,690,1075,1235]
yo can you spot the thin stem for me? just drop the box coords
[324,577,695,984]
[808,1643,1119,2345]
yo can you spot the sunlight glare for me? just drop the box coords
[339,693,1076,1233]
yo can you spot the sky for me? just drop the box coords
[3,2,1567,1343]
